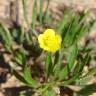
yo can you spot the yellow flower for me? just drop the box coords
[38,29,62,53]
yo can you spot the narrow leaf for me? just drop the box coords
[42,88,55,96]
[32,0,38,30]
[13,69,28,84]
[46,53,53,78]
[13,49,25,65]
[67,43,78,70]
[58,66,68,81]
[24,65,38,88]
[39,0,44,23]
[1,24,12,45]
[59,43,78,81]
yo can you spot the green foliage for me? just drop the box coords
[74,84,96,96]
[13,69,27,83]
[22,0,30,26]
[23,65,38,88]
[0,24,12,51]
[45,53,53,79]
[13,48,26,65]
[39,0,44,23]
[32,0,38,30]
[42,88,55,96]
[13,65,38,88]
[58,43,78,81]
[59,10,94,47]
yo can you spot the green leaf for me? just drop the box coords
[70,54,90,84]
[62,18,74,46]
[13,69,28,84]
[22,0,33,42]
[58,10,72,33]
[25,32,33,44]
[22,0,29,26]
[39,0,44,23]
[54,49,64,80]
[61,53,90,85]
[58,43,78,81]
[67,43,78,70]
[43,0,50,24]
[24,65,38,88]
[45,53,53,78]
[78,11,86,22]
[13,67,38,88]
[42,88,55,96]
[58,66,68,81]
[68,16,80,45]
[78,24,88,40]
[54,51,59,65]
[78,19,95,40]
[18,27,24,43]
[76,75,93,86]
[32,0,38,30]
[1,24,12,45]
[43,10,53,26]
[78,54,90,73]
[63,72,80,85]
[13,48,26,65]
[0,24,12,51]
[62,14,80,46]
[76,84,96,96]
[14,54,22,65]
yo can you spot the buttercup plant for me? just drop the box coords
[0,0,96,96]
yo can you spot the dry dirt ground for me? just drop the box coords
[0,0,96,27]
